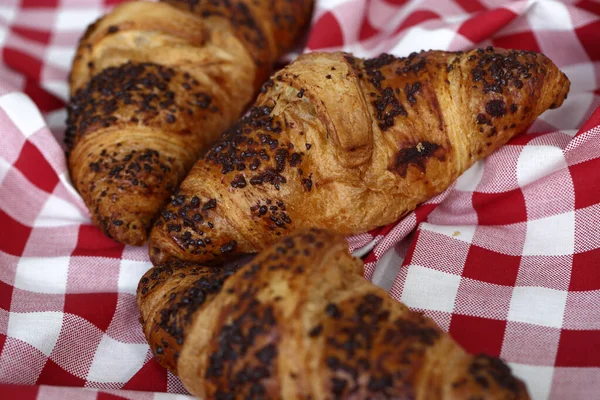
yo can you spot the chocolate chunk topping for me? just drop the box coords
[231,174,247,188]
[326,304,342,319]
[203,199,217,211]
[220,240,237,254]
[470,48,539,95]
[486,99,506,117]
[389,142,442,177]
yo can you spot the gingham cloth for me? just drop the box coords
[0,0,599,399]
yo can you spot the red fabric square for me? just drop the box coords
[414,203,438,223]
[457,8,517,44]
[64,293,118,332]
[0,384,38,399]
[10,26,51,44]
[575,105,600,135]
[570,248,600,291]
[359,17,379,41]
[36,359,85,386]
[455,0,487,13]
[97,393,129,400]
[0,210,32,256]
[397,229,421,266]
[556,329,600,366]
[570,157,600,210]
[0,280,14,311]
[103,0,128,6]
[463,245,520,286]
[306,12,344,50]
[71,225,124,259]
[449,314,506,357]
[24,79,64,113]
[577,0,600,16]
[19,0,59,7]
[13,141,59,193]
[122,358,168,392]
[2,48,43,82]
[576,21,600,61]
[394,11,440,34]
[0,334,6,357]
[492,31,541,53]
[472,189,527,225]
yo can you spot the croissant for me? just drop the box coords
[137,228,530,399]
[148,48,570,264]
[65,0,313,246]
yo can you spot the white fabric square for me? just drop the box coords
[154,394,196,400]
[45,46,76,70]
[118,260,152,295]
[539,93,595,132]
[527,0,573,31]
[420,222,476,244]
[0,157,10,186]
[508,286,568,328]
[86,335,148,383]
[35,194,87,227]
[316,0,356,13]
[0,24,7,47]
[42,81,69,102]
[400,265,461,312]
[55,9,102,31]
[0,6,17,24]
[371,246,403,291]
[561,63,597,96]
[517,145,568,188]
[0,92,46,138]
[37,386,98,400]
[6,311,63,356]
[58,171,86,206]
[390,27,456,55]
[522,211,575,256]
[454,160,485,192]
[14,256,70,294]
[508,363,554,400]
[44,108,67,145]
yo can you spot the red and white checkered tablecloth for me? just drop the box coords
[0,0,599,399]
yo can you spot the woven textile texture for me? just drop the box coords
[0,0,599,399]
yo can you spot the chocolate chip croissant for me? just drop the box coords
[137,229,530,399]
[148,48,570,264]
[65,0,313,245]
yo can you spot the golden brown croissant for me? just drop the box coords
[137,229,530,399]
[148,48,570,264]
[65,0,313,246]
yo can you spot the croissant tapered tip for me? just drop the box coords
[92,211,152,247]
[550,72,570,109]
[149,242,171,266]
